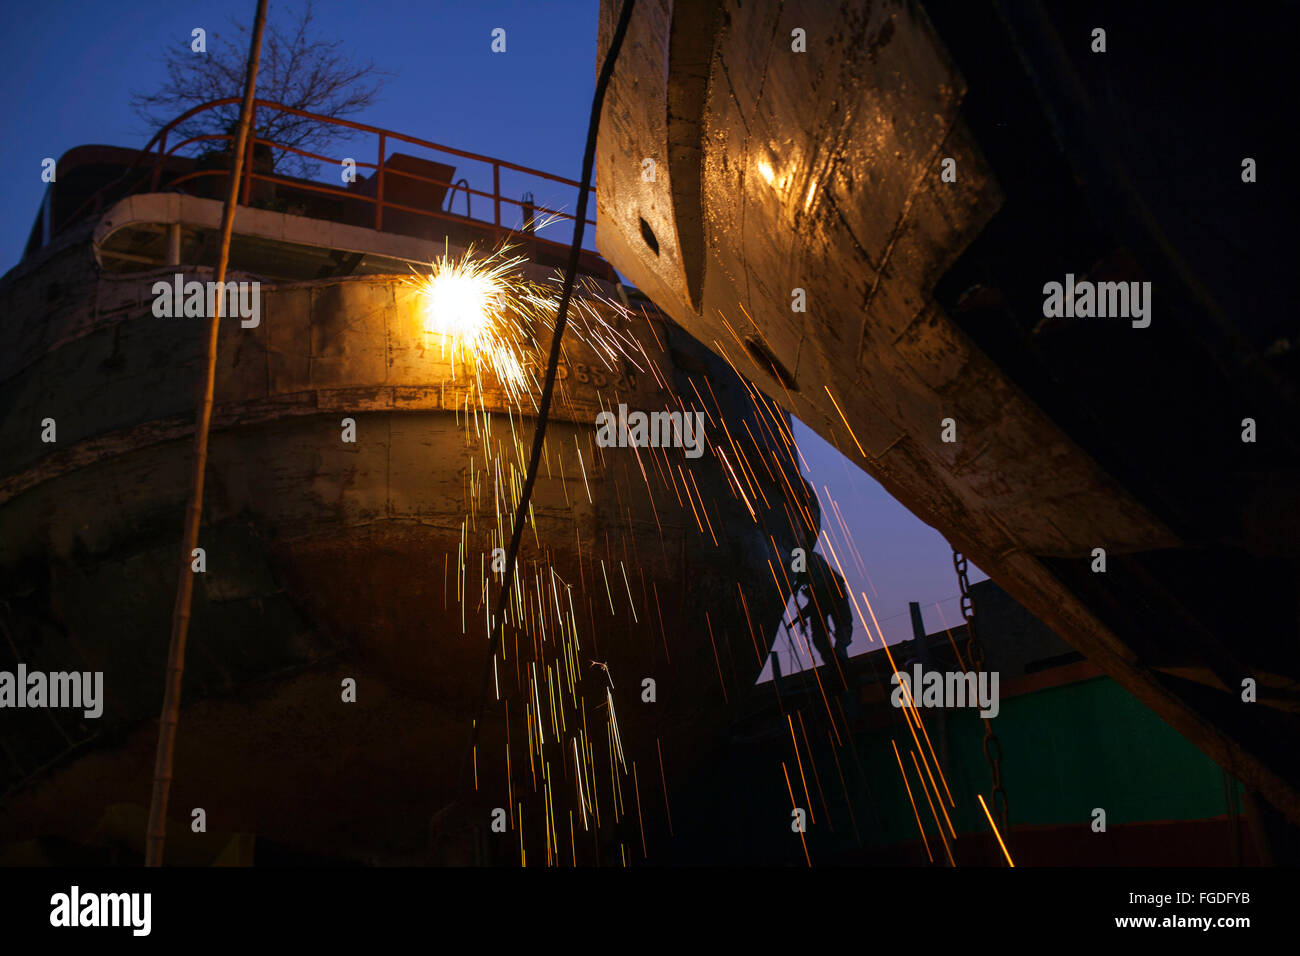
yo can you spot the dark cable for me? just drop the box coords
[452,0,639,808]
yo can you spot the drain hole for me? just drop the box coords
[639,217,660,256]
[743,335,798,391]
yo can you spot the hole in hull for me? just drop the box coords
[743,335,798,391]
[638,217,660,255]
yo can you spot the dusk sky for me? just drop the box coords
[0,0,986,667]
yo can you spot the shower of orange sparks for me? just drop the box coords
[979,793,1016,867]
[782,761,812,867]
[911,748,955,866]
[892,739,932,863]
[414,235,1010,868]
[823,385,866,458]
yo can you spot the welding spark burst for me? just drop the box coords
[402,238,938,867]
[408,245,545,402]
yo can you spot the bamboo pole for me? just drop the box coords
[144,0,270,867]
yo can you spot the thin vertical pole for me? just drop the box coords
[152,132,168,191]
[493,162,501,226]
[144,0,270,868]
[241,106,256,205]
[375,132,386,230]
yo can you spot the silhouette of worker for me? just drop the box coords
[790,551,852,670]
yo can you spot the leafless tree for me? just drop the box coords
[131,0,390,178]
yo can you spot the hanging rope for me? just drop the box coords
[453,0,639,809]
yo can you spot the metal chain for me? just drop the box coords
[952,549,1009,840]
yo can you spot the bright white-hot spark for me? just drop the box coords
[409,245,538,402]
[409,242,644,410]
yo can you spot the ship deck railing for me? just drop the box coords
[59,97,598,262]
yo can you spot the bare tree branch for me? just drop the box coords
[131,0,391,178]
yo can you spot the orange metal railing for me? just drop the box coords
[67,97,598,256]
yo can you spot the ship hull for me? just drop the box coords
[0,241,812,862]
[593,0,1300,822]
